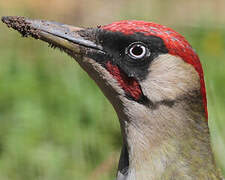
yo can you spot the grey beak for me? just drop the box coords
[2,16,103,54]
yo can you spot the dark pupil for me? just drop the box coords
[132,45,143,56]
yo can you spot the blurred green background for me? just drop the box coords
[0,0,225,179]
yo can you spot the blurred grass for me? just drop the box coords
[0,1,225,179]
[0,28,121,180]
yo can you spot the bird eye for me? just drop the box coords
[126,42,149,59]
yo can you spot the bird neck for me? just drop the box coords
[115,94,222,180]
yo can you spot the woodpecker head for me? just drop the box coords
[2,16,207,121]
[100,21,207,120]
[3,16,223,180]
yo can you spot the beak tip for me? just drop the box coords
[1,16,40,38]
[1,16,11,26]
[2,16,24,28]
[1,16,7,23]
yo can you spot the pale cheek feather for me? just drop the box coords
[140,54,200,102]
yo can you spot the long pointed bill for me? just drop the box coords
[1,16,103,55]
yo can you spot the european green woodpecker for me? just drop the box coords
[2,16,224,180]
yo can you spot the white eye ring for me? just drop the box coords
[127,42,149,59]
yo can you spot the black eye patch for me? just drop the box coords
[95,30,169,80]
